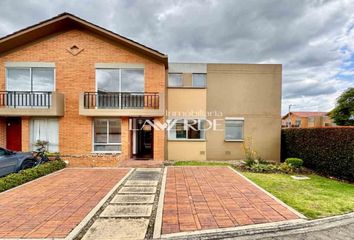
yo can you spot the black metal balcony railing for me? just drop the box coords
[0,91,52,108]
[84,92,160,109]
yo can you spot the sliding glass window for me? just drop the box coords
[6,67,54,108]
[96,68,144,108]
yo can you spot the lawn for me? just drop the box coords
[242,172,354,219]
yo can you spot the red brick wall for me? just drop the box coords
[0,29,166,166]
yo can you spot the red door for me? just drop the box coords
[6,117,22,151]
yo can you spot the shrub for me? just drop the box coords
[285,158,303,169]
[244,158,256,167]
[0,160,66,192]
[282,127,354,181]
[243,137,262,162]
[249,163,276,173]
[277,163,295,174]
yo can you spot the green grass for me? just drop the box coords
[242,172,354,219]
[173,161,232,166]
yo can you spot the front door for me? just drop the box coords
[6,117,22,151]
[132,118,153,159]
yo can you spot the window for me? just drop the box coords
[192,73,206,88]
[168,119,205,140]
[308,117,314,123]
[121,69,144,92]
[93,119,121,152]
[225,118,244,141]
[30,118,59,152]
[96,68,144,93]
[96,68,144,108]
[168,73,183,87]
[295,119,301,127]
[6,67,54,91]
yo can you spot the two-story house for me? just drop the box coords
[282,112,334,128]
[0,13,282,166]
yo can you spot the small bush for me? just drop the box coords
[0,160,66,192]
[277,163,295,174]
[285,158,303,169]
[249,163,276,173]
[244,158,256,167]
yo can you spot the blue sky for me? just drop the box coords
[0,0,353,115]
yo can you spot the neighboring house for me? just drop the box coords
[0,13,282,166]
[282,112,334,128]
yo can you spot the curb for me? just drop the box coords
[161,212,354,239]
[153,167,168,239]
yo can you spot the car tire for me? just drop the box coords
[20,159,36,170]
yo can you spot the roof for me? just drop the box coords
[0,12,168,67]
[282,112,329,119]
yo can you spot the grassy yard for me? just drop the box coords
[242,172,354,219]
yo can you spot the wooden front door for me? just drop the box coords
[6,117,22,151]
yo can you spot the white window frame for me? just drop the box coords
[168,119,206,141]
[224,117,244,142]
[5,66,56,92]
[95,67,145,109]
[168,73,183,87]
[192,73,207,88]
[92,118,122,153]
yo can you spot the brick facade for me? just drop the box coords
[0,29,166,166]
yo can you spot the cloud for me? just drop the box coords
[0,0,353,114]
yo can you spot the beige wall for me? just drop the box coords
[167,63,207,161]
[206,64,282,161]
[167,88,206,115]
[168,141,206,161]
[167,88,207,161]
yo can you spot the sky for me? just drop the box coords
[0,0,353,115]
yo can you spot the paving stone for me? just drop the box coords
[111,194,155,204]
[136,168,162,172]
[100,205,153,217]
[129,171,160,181]
[125,180,159,186]
[119,186,157,194]
[82,218,149,240]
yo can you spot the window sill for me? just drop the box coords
[168,139,206,142]
[167,86,206,89]
[224,139,244,142]
[91,151,122,154]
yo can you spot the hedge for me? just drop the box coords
[281,127,354,181]
[0,160,66,192]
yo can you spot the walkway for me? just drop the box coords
[0,168,130,238]
[82,168,163,240]
[160,167,301,236]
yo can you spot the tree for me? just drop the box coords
[331,88,354,126]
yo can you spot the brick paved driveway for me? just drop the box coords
[0,168,130,238]
[162,167,300,234]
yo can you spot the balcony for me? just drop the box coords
[79,92,165,117]
[0,91,64,116]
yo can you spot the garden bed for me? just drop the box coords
[0,160,66,192]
